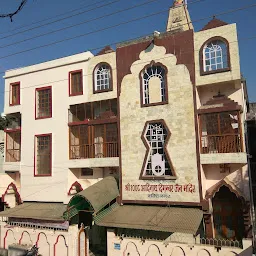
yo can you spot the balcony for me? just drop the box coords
[68,100,119,168]
[68,98,117,125]
[201,134,242,154]
[70,142,118,159]
[199,103,247,164]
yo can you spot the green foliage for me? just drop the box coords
[0,115,13,130]
[0,116,7,130]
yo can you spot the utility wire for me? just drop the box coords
[0,0,121,40]
[0,0,206,41]
[0,0,253,64]
[1,0,256,50]
[1,34,256,94]
[0,0,213,61]
[0,0,28,22]
[0,0,167,49]
[0,0,107,35]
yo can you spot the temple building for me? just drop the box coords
[0,0,253,255]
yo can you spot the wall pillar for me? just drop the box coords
[203,214,214,238]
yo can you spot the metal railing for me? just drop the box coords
[5,149,20,162]
[201,134,242,154]
[199,238,242,248]
[70,142,118,159]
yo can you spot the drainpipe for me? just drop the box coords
[244,120,256,252]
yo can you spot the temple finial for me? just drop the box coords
[167,0,193,32]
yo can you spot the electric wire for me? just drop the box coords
[0,33,255,95]
[0,0,110,35]
[0,0,170,49]
[0,0,121,40]
[0,0,249,62]
[1,0,255,50]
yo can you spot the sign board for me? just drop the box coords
[114,243,121,250]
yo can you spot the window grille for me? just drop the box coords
[143,122,172,177]
[142,65,166,105]
[203,40,228,72]
[36,134,51,175]
[94,64,111,92]
[36,87,52,119]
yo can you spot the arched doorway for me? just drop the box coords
[212,186,244,240]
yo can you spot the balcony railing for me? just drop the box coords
[70,142,119,159]
[6,149,21,162]
[201,134,242,154]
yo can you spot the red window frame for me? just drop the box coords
[35,86,52,120]
[9,82,20,106]
[34,133,52,177]
[69,70,83,96]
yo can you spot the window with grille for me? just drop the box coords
[141,64,167,106]
[36,87,52,119]
[69,70,83,96]
[203,40,228,72]
[94,63,112,93]
[141,121,175,179]
[35,134,51,176]
[10,82,20,106]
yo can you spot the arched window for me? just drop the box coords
[93,63,112,93]
[202,39,229,73]
[141,64,168,107]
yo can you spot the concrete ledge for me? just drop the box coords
[68,157,119,168]
[200,153,247,164]
[2,162,21,172]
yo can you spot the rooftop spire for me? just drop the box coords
[166,0,193,33]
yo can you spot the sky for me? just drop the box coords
[0,0,255,112]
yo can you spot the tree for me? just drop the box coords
[0,115,12,130]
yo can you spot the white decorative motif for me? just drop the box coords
[151,153,165,176]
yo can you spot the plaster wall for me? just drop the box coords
[203,164,250,200]
[0,224,85,256]
[119,44,200,203]
[107,229,253,256]
[194,24,241,86]
[3,51,119,203]
[0,131,4,174]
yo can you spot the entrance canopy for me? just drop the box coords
[95,203,203,235]
[63,176,119,220]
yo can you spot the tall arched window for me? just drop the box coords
[140,64,168,107]
[93,63,112,93]
[202,38,229,73]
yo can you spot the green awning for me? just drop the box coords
[0,202,66,222]
[63,176,119,220]
[95,203,203,235]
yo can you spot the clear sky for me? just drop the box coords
[0,0,255,112]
